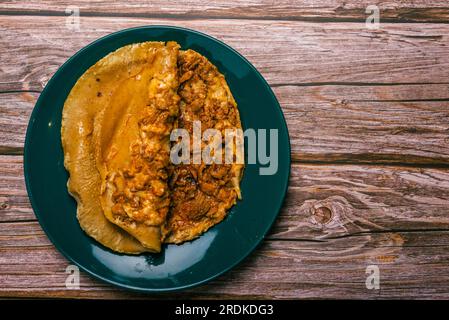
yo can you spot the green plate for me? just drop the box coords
[24,26,290,292]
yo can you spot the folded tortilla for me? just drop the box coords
[93,41,180,252]
[62,42,243,253]
[61,42,173,253]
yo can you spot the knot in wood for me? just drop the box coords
[312,206,333,225]
[0,201,8,210]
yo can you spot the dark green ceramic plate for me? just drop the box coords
[24,26,290,292]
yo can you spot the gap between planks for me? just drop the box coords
[1,0,449,24]
[1,10,448,24]
[3,151,449,169]
[4,157,449,238]
[3,219,449,242]
[2,86,449,169]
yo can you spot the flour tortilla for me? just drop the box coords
[93,41,180,252]
[61,42,175,253]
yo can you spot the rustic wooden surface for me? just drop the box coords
[1,0,449,299]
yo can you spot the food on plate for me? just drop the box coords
[61,42,166,254]
[62,41,243,254]
[165,50,244,243]
[93,41,180,253]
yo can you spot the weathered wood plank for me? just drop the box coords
[3,155,449,241]
[0,92,34,155]
[1,224,449,299]
[282,163,449,240]
[281,85,449,165]
[2,16,449,92]
[0,155,29,222]
[3,82,449,164]
[1,0,448,302]
[1,0,448,22]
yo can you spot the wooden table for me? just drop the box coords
[1,0,449,299]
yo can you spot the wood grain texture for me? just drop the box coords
[0,156,29,222]
[1,0,448,22]
[4,160,449,299]
[2,16,449,92]
[3,155,449,240]
[1,1,449,300]
[0,92,33,155]
[3,84,449,164]
[2,221,449,298]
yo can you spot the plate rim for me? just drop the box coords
[23,25,291,293]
